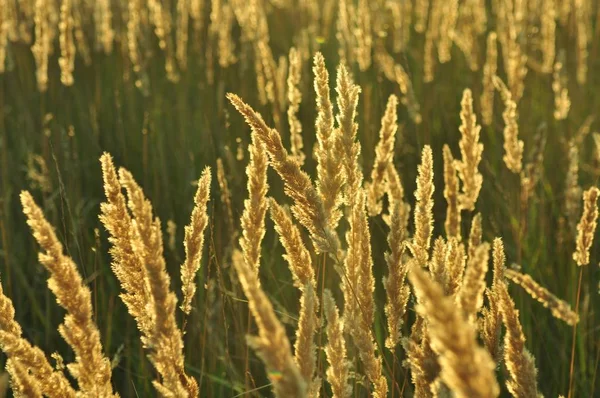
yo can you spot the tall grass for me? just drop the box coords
[0,0,599,397]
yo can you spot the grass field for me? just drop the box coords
[0,0,599,397]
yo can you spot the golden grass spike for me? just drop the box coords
[368,94,399,216]
[323,289,352,398]
[99,153,152,335]
[313,52,345,229]
[346,190,388,398]
[31,0,51,92]
[269,199,315,289]
[176,0,189,70]
[403,326,440,397]
[493,76,524,174]
[0,283,76,398]
[552,61,571,120]
[443,145,461,240]
[574,0,588,85]
[573,186,599,266]
[505,269,579,326]
[481,238,506,361]
[336,62,363,202]
[384,163,410,226]
[101,154,197,397]
[94,0,114,54]
[445,238,467,297]
[287,47,304,165]
[355,0,372,71]
[467,213,483,260]
[127,0,142,72]
[408,267,500,398]
[593,133,600,163]
[455,88,483,210]
[457,242,490,323]
[430,237,447,288]
[497,282,540,398]
[6,359,42,398]
[180,167,212,315]
[410,145,435,266]
[20,191,117,397]
[239,139,269,275]
[128,205,197,397]
[384,203,411,349]
[294,283,319,395]
[227,93,339,255]
[481,32,497,126]
[58,0,75,86]
[540,0,556,73]
[119,168,156,249]
[234,237,306,397]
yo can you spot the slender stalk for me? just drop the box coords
[568,267,583,398]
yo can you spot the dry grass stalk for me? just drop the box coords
[0,283,76,398]
[403,328,440,398]
[94,0,114,54]
[216,158,236,238]
[455,89,483,210]
[506,269,579,326]
[574,0,588,84]
[497,281,540,398]
[494,76,524,174]
[269,199,315,289]
[552,61,571,120]
[180,168,212,315]
[467,213,483,263]
[384,202,411,349]
[31,0,51,92]
[227,93,339,255]
[176,0,190,70]
[313,52,345,230]
[565,142,582,232]
[374,49,422,124]
[323,290,352,398]
[335,63,363,205]
[287,47,305,165]
[481,32,497,126]
[443,145,461,240]
[100,154,197,397]
[457,242,490,323]
[128,203,198,397]
[239,139,269,275]
[573,186,599,266]
[20,191,116,397]
[58,0,75,86]
[429,237,447,289]
[384,163,410,227]
[408,267,500,398]
[99,154,152,335]
[294,283,319,396]
[410,145,435,266]
[481,238,506,361]
[445,238,467,297]
[593,133,600,163]
[355,0,372,71]
[233,232,306,397]
[346,190,387,397]
[540,0,556,73]
[6,359,42,398]
[367,94,399,216]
